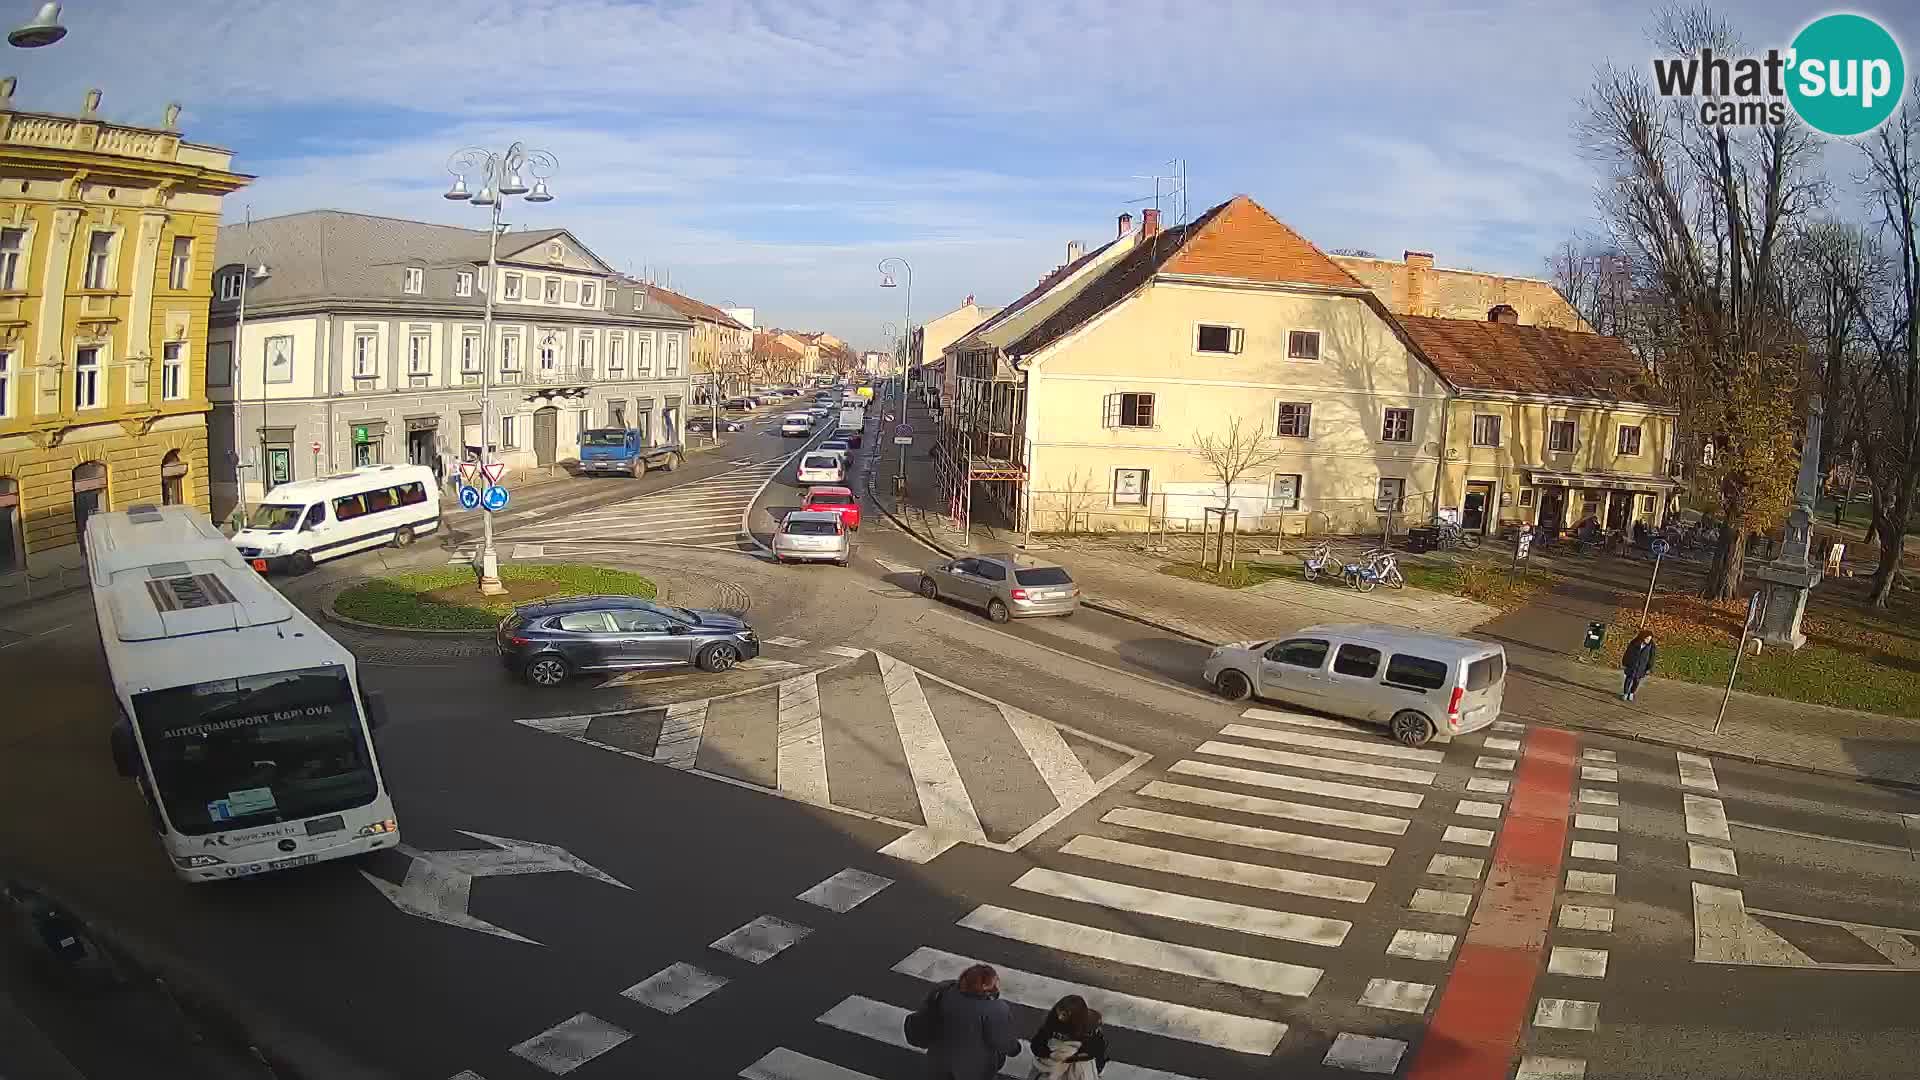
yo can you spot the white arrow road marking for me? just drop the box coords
[360,831,629,945]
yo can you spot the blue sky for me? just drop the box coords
[7,0,1916,350]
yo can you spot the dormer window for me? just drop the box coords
[404,267,423,294]
[455,271,473,297]
[216,271,241,302]
[1488,304,1519,325]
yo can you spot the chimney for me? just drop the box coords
[1404,250,1434,315]
[1488,304,1520,325]
[1117,212,1133,239]
[964,293,975,307]
[1066,240,1083,263]
[1142,208,1160,239]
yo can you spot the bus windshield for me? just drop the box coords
[581,430,629,447]
[247,504,304,531]
[131,665,379,836]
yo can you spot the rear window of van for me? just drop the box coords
[1467,653,1505,690]
[1385,653,1449,691]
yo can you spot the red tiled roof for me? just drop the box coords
[1396,315,1661,403]
[641,283,749,329]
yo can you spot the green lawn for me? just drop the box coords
[1401,562,1550,610]
[333,563,657,630]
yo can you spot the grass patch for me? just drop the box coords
[1160,561,1297,589]
[333,563,657,630]
[1400,562,1550,610]
[1604,593,1920,717]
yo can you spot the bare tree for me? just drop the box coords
[1579,5,1824,600]
[1192,416,1291,513]
[1787,220,1877,499]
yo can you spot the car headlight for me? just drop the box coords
[173,853,225,868]
[355,818,399,838]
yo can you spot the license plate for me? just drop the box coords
[267,854,319,872]
[305,815,345,836]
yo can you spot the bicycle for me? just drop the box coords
[1432,519,1479,551]
[1301,541,1334,582]
[1367,548,1406,589]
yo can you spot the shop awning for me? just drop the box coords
[1527,468,1682,492]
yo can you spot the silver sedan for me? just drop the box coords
[918,553,1080,622]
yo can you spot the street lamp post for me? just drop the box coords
[444,142,556,596]
[878,258,913,487]
[231,261,270,525]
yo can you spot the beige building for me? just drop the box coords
[0,83,250,576]
[1333,250,1592,332]
[913,295,1000,404]
[642,283,752,396]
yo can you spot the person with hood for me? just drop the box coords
[1622,629,1657,702]
[1028,995,1107,1079]
[925,964,1022,1080]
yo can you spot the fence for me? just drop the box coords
[1024,487,1441,545]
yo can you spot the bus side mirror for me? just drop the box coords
[110,722,139,778]
[362,690,390,731]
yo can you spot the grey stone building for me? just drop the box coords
[206,210,694,519]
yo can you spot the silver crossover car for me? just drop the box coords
[918,553,1080,622]
[771,510,850,566]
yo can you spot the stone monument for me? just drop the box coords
[1751,396,1824,650]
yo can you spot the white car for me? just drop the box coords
[796,452,846,485]
[780,413,815,437]
[772,510,851,566]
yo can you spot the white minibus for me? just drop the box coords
[230,463,439,574]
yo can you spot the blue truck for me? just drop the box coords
[577,428,687,477]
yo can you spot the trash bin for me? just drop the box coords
[1405,527,1436,554]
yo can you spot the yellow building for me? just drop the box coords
[0,82,250,576]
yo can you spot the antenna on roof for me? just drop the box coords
[1126,158,1188,229]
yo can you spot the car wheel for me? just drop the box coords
[1391,710,1437,747]
[288,552,315,575]
[919,577,939,600]
[390,526,414,548]
[698,642,740,672]
[524,655,571,687]
[987,599,1010,623]
[1214,669,1252,701]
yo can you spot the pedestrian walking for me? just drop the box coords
[918,963,1021,1080]
[1622,629,1657,701]
[1028,995,1107,1079]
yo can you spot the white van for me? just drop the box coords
[232,464,440,574]
[780,413,815,437]
[1202,622,1506,746]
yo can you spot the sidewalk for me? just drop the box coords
[868,401,1920,789]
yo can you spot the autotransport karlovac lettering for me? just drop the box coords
[167,703,332,738]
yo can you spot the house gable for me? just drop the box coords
[496,229,615,276]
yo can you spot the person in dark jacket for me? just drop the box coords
[927,964,1022,1080]
[1622,630,1657,701]
[1029,995,1108,1078]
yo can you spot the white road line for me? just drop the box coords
[1581,765,1619,782]
[1575,813,1619,832]
[710,915,812,963]
[1218,723,1445,764]
[1560,904,1615,932]
[1426,854,1484,880]
[1011,868,1352,947]
[1409,888,1473,916]
[776,672,829,805]
[653,699,708,769]
[1569,841,1618,862]
[1455,800,1503,819]
[1168,759,1425,809]
[822,644,867,659]
[1105,806,1395,867]
[1729,819,1913,854]
[1549,946,1609,977]
[1684,794,1731,841]
[1061,834,1375,903]
[1533,998,1600,1031]
[740,1047,877,1080]
[878,652,986,844]
[1466,777,1510,795]
[815,995,1206,1080]
[1194,740,1436,786]
[1443,825,1494,847]
[1002,703,1099,808]
[1240,707,1376,734]
[1137,780,1410,836]
[1565,870,1616,895]
[1358,978,1435,1014]
[1491,720,1526,733]
[1474,755,1516,772]
[622,963,728,1014]
[509,1014,630,1075]
[1579,788,1619,806]
[762,635,809,648]
[1691,883,1816,966]
[1688,842,1739,875]
[1386,929,1456,961]
[1482,737,1521,753]
[1323,1033,1407,1074]
[797,869,893,913]
[893,947,1288,1054]
[1582,748,1618,763]
[959,905,1324,996]
[1516,1055,1588,1080]
[874,558,921,574]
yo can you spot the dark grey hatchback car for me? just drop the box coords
[497,595,759,687]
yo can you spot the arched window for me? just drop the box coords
[0,476,21,573]
[160,450,187,505]
[73,461,108,550]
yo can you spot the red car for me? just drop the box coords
[802,486,861,530]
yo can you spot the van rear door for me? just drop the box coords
[1455,648,1507,732]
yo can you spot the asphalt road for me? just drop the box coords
[1,400,1917,1080]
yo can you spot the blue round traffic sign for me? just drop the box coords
[482,485,510,512]
[458,485,481,510]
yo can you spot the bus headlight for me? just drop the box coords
[355,818,398,838]
[173,854,225,868]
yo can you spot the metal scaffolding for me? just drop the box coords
[934,367,1026,543]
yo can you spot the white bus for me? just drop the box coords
[230,463,439,575]
[86,504,400,882]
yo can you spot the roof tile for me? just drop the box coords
[1396,315,1660,403]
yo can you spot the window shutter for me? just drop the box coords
[1230,328,1245,354]
[1137,393,1153,427]
[1103,394,1121,428]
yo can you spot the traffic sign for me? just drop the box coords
[458,461,480,485]
[482,485,510,512]
[310,440,321,454]
[896,422,911,434]
[893,436,914,446]
[1516,532,1533,560]
[458,485,481,510]
[884,413,896,423]
[1651,537,1669,559]
[481,462,508,485]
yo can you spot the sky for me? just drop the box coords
[6,0,1916,350]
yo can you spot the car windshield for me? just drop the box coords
[582,430,628,447]
[1015,567,1073,586]
[786,519,841,536]
[810,494,854,506]
[246,504,304,531]
[132,665,378,836]
[803,456,838,469]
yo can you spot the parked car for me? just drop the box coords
[1201,623,1506,747]
[918,554,1080,623]
[796,452,846,485]
[817,439,852,460]
[771,510,850,565]
[802,486,861,529]
[780,413,815,436]
[496,596,760,687]
[724,396,755,411]
[687,416,744,434]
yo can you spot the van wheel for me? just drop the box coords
[1391,710,1437,747]
[698,642,740,672]
[391,526,415,548]
[288,552,315,575]
[524,655,571,687]
[1214,669,1252,701]
[987,599,1010,623]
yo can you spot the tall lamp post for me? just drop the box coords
[231,260,270,524]
[878,258,911,416]
[443,141,556,596]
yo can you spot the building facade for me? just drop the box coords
[206,212,693,519]
[0,82,250,575]
[1333,250,1593,332]
[642,283,752,397]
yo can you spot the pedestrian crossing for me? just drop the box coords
[512,649,1149,859]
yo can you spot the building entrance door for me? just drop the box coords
[1538,489,1565,535]
[533,406,559,466]
[1462,481,1495,534]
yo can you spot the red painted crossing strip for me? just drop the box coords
[1406,727,1577,1080]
